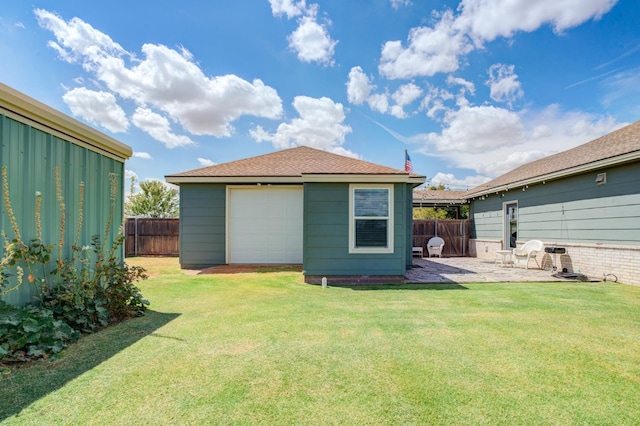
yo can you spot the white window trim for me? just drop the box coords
[349,183,394,254]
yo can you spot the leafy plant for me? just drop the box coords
[1,166,149,365]
[0,300,80,363]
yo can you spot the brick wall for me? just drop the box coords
[469,239,640,286]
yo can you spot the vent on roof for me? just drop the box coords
[595,172,607,185]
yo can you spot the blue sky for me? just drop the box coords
[1,0,639,191]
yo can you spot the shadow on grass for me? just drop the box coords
[340,283,468,291]
[0,310,180,421]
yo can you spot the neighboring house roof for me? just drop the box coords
[166,145,425,185]
[467,120,640,197]
[413,189,468,205]
[0,83,132,162]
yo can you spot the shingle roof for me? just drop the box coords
[413,189,468,204]
[166,145,424,180]
[467,120,640,197]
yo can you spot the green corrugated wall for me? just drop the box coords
[1,114,125,305]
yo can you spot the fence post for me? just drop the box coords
[134,217,138,257]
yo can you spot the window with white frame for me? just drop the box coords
[349,184,394,253]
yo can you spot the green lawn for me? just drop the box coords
[2,257,639,425]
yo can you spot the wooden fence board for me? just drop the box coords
[125,218,179,256]
[125,218,469,258]
[413,219,471,257]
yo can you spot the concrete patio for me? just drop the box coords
[405,256,579,283]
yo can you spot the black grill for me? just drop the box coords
[545,246,566,254]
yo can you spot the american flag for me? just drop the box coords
[404,151,413,172]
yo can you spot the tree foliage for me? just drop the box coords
[125,178,179,218]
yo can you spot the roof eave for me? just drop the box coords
[0,83,132,161]
[467,151,640,198]
[166,173,426,185]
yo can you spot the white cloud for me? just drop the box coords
[458,0,617,43]
[367,93,390,114]
[124,169,138,180]
[414,103,624,177]
[250,96,355,156]
[390,82,423,118]
[430,172,490,189]
[131,107,195,148]
[62,87,128,133]
[390,0,412,10]
[600,67,640,108]
[197,158,216,167]
[270,1,337,66]
[486,64,523,106]
[378,0,617,80]
[269,0,307,18]
[422,104,525,154]
[379,10,473,79]
[446,75,475,95]
[392,82,423,106]
[287,15,337,66]
[346,66,373,105]
[133,151,152,159]
[36,9,283,142]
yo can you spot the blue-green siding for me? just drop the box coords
[471,162,640,245]
[178,183,226,268]
[177,182,414,277]
[1,114,125,305]
[303,182,409,276]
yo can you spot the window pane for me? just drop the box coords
[355,219,388,247]
[354,189,388,217]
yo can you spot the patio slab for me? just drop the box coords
[406,257,577,283]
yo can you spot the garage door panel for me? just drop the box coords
[229,188,303,264]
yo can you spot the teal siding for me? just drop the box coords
[303,183,409,276]
[178,183,226,268]
[1,114,125,305]
[472,162,640,245]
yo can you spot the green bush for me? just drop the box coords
[0,300,80,362]
[1,166,149,365]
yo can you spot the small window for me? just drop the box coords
[349,184,394,253]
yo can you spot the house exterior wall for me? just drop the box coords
[1,114,126,305]
[469,162,640,285]
[178,183,226,269]
[302,182,409,280]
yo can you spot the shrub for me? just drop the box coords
[0,166,149,365]
[0,300,80,362]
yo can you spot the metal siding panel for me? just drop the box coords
[1,115,126,305]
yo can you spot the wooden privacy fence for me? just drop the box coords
[413,219,471,257]
[125,218,179,257]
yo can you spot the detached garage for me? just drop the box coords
[166,146,425,281]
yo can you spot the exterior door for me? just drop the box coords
[503,201,518,249]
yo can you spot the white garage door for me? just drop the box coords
[228,187,303,264]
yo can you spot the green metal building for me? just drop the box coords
[1,83,132,305]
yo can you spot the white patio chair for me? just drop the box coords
[512,240,543,269]
[427,237,445,257]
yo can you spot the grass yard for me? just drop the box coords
[2,257,639,425]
